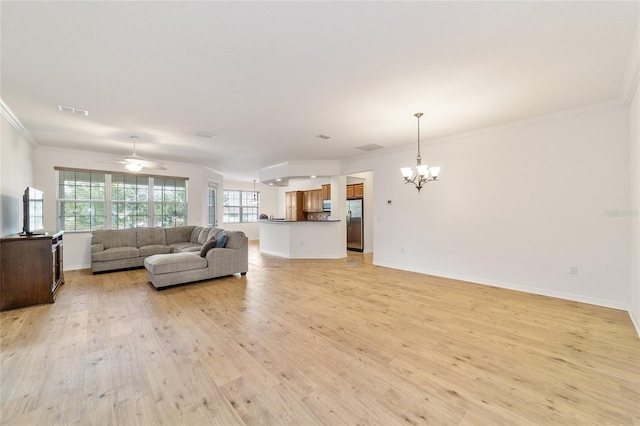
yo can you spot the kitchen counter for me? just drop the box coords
[259,219,345,259]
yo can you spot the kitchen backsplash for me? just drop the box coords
[306,212,331,221]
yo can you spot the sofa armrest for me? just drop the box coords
[91,244,104,253]
[205,247,233,262]
[205,247,248,276]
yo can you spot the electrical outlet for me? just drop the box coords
[400,247,404,254]
[569,266,578,275]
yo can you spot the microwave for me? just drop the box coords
[322,200,331,211]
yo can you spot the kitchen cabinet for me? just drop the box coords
[346,183,364,199]
[303,190,323,212]
[354,183,364,198]
[321,184,331,200]
[314,190,322,211]
[286,191,305,221]
[303,191,311,212]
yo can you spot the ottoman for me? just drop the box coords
[144,252,209,289]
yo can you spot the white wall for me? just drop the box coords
[630,82,640,333]
[34,147,224,270]
[223,179,280,240]
[0,113,35,237]
[343,104,632,310]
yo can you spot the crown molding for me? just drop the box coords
[358,99,626,163]
[620,23,640,105]
[0,98,38,148]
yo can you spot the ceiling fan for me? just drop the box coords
[118,136,166,172]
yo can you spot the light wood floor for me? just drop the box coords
[1,241,639,425]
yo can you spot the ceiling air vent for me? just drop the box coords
[356,143,385,152]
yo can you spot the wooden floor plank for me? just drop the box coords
[1,241,638,425]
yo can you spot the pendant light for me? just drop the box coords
[400,113,440,192]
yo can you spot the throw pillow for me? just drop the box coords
[215,232,228,248]
[200,237,217,257]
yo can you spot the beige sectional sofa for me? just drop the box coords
[91,226,248,289]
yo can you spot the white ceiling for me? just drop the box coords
[2,1,638,181]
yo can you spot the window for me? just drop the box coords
[154,177,187,227]
[207,186,217,227]
[58,170,106,231]
[111,174,149,228]
[56,168,187,231]
[223,190,259,223]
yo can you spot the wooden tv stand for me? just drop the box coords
[0,231,64,311]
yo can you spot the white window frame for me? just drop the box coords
[223,189,259,223]
[56,168,188,231]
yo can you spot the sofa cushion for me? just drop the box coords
[139,245,171,257]
[190,226,204,243]
[215,232,228,248]
[165,226,195,245]
[197,227,214,244]
[170,242,202,253]
[145,253,207,275]
[207,228,223,240]
[200,237,217,257]
[136,227,166,247]
[92,228,136,250]
[92,247,139,262]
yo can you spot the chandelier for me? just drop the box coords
[401,112,440,192]
[251,180,259,206]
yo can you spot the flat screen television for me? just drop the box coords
[22,187,45,235]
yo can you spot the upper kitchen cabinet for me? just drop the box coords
[303,190,323,212]
[321,184,331,200]
[354,183,364,198]
[346,183,364,199]
[286,191,305,221]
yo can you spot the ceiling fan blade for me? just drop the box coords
[95,137,167,172]
[139,162,166,170]
[123,155,165,170]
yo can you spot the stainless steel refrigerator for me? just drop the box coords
[346,199,363,251]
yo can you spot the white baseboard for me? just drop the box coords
[373,260,630,312]
[63,263,91,271]
[259,248,343,259]
[630,310,640,338]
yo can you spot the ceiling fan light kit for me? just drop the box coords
[124,162,144,173]
[120,136,166,173]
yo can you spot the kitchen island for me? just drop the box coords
[259,220,345,259]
